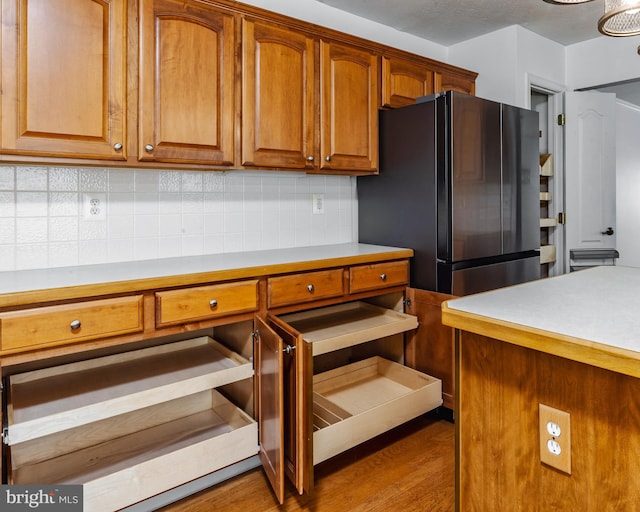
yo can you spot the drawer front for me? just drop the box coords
[0,296,144,352]
[156,280,259,327]
[268,269,344,308]
[349,260,409,293]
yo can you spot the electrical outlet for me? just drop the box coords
[83,193,106,221]
[312,193,325,214]
[539,403,571,474]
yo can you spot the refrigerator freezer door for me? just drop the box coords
[502,104,540,254]
[439,254,540,296]
[444,92,502,263]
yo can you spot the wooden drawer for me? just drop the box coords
[312,356,442,464]
[280,301,418,356]
[8,389,258,512]
[268,269,344,308]
[0,295,144,352]
[349,260,409,294]
[6,336,252,444]
[155,280,259,328]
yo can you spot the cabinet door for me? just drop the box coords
[381,56,436,108]
[1,0,126,160]
[404,288,456,410]
[242,20,315,170]
[255,314,313,503]
[435,70,476,96]
[139,0,235,165]
[319,40,378,173]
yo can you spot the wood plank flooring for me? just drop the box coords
[159,413,454,512]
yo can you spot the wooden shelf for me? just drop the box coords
[7,336,252,444]
[540,153,553,176]
[540,218,557,228]
[280,302,418,356]
[540,245,556,264]
[540,192,552,201]
[9,389,258,512]
[312,356,441,464]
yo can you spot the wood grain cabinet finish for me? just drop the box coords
[319,40,378,174]
[242,19,315,170]
[138,0,236,165]
[155,280,259,327]
[349,260,409,294]
[0,0,127,160]
[267,269,345,308]
[436,69,476,96]
[381,56,438,108]
[0,295,144,353]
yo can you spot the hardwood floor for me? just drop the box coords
[159,413,454,512]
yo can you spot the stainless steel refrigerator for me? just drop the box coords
[358,91,540,296]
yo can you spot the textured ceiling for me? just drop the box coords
[315,0,605,46]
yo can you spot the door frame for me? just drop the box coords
[526,73,566,276]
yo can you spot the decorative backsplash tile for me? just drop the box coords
[0,165,357,271]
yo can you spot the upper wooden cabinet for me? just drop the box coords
[381,56,438,108]
[242,20,315,170]
[242,20,378,174]
[319,41,378,174]
[0,0,127,160]
[381,55,477,108]
[138,0,236,165]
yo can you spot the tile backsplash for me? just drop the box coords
[0,165,357,272]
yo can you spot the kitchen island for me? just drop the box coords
[442,266,640,511]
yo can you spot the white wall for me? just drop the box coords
[614,102,640,268]
[448,26,566,108]
[566,35,640,90]
[0,166,356,271]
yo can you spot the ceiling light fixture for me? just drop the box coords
[542,0,594,4]
[599,0,640,36]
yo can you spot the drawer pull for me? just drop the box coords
[209,299,218,308]
[307,284,315,293]
[69,319,81,330]
[380,273,387,281]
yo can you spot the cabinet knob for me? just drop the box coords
[70,319,81,330]
[380,273,387,281]
[113,142,123,151]
[307,155,314,162]
[307,284,315,293]
[284,344,296,354]
[209,299,218,308]
[325,155,331,162]
[144,144,154,152]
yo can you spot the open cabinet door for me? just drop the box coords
[266,314,314,496]
[255,314,313,503]
[254,315,285,503]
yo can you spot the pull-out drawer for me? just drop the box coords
[0,295,144,352]
[279,301,418,356]
[268,268,344,308]
[8,389,258,512]
[312,356,442,464]
[349,260,409,294]
[6,336,252,444]
[155,280,259,328]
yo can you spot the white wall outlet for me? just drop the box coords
[83,193,106,221]
[312,193,325,214]
[539,403,571,474]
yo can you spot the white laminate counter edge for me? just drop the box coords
[0,244,411,297]
[444,266,640,354]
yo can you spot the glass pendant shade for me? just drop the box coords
[599,0,640,35]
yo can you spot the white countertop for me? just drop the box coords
[444,266,640,353]
[0,243,410,297]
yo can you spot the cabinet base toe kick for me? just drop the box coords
[312,356,442,465]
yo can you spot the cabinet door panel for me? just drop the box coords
[1,0,126,159]
[435,70,476,96]
[320,41,378,173]
[381,56,436,108]
[242,20,315,169]
[139,0,235,165]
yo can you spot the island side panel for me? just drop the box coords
[457,330,640,511]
